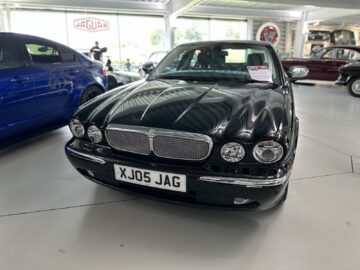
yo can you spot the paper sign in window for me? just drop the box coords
[247,66,272,82]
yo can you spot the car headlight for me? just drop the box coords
[87,125,103,143]
[69,118,85,138]
[221,142,245,163]
[253,140,284,164]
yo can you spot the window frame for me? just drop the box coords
[59,45,79,63]
[0,38,31,72]
[23,39,63,66]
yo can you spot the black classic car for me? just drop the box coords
[336,62,360,97]
[65,41,308,209]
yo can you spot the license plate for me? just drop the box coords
[114,164,186,192]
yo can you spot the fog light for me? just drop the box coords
[253,140,283,164]
[234,198,252,205]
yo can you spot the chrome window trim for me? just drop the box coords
[105,124,213,161]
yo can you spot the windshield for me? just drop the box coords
[151,43,280,85]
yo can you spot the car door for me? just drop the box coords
[0,38,35,140]
[321,48,350,81]
[310,48,337,80]
[22,39,70,118]
[57,46,83,114]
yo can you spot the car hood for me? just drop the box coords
[75,79,286,142]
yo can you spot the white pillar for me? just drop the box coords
[246,18,253,40]
[0,5,11,32]
[285,21,292,55]
[293,11,308,58]
[0,8,4,31]
[164,15,175,50]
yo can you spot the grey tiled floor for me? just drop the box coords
[0,83,359,270]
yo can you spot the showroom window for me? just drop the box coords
[118,15,166,65]
[0,43,28,71]
[175,18,210,45]
[210,19,247,40]
[11,10,68,45]
[25,43,62,64]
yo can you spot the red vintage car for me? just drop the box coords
[282,46,360,81]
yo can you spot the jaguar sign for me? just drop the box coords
[256,22,280,46]
[74,18,109,32]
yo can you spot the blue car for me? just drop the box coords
[0,32,108,142]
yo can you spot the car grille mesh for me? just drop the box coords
[153,135,210,160]
[106,125,212,160]
[106,129,151,155]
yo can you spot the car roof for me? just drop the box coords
[177,40,273,47]
[0,32,71,49]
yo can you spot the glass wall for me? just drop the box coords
[118,15,165,65]
[11,10,68,45]
[66,13,120,61]
[210,19,247,40]
[174,18,247,45]
[10,10,247,71]
[175,18,210,45]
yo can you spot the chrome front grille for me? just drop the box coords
[106,128,150,155]
[105,124,213,161]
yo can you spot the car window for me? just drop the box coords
[60,46,77,63]
[335,49,350,60]
[335,49,360,61]
[153,43,279,84]
[0,42,28,71]
[349,50,360,61]
[320,49,334,59]
[25,42,62,64]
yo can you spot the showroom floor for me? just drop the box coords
[0,83,359,270]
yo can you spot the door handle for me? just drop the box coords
[69,70,81,75]
[10,76,31,83]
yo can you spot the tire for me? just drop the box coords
[108,76,118,90]
[80,86,103,105]
[348,77,360,98]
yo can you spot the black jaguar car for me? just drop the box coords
[65,41,308,210]
[336,62,360,97]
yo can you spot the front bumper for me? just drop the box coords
[65,139,291,210]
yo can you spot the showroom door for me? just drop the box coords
[0,39,35,139]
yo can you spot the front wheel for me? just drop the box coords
[80,86,103,105]
[348,77,360,98]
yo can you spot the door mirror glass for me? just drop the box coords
[287,66,309,80]
[141,62,155,75]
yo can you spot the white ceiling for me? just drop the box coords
[1,0,360,24]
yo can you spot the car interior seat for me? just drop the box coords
[247,53,265,66]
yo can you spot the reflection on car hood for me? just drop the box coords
[75,79,286,142]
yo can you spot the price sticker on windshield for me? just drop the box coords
[247,66,272,82]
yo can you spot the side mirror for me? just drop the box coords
[141,62,155,75]
[287,66,309,81]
